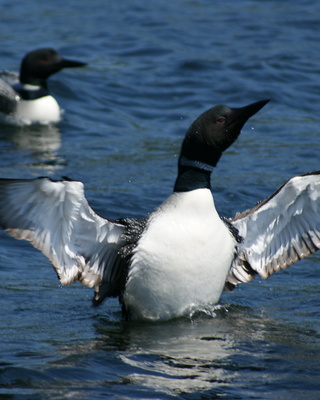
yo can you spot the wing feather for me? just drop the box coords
[0,72,19,115]
[227,171,320,287]
[0,177,127,303]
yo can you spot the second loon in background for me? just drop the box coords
[0,48,86,125]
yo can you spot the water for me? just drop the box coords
[0,0,320,398]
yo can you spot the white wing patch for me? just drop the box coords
[227,172,320,287]
[0,177,126,302]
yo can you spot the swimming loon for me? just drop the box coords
[0,48,86,125]
[0,99,320,321]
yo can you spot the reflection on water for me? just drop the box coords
[0,123,65,172]
[116,318,237,395]
[9,125,61,153]
[12,304,313,399]
[96,306,320,398]
[0,302,319,399]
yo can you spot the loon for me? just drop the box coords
[0,99,320,321]
[0,48,86,125]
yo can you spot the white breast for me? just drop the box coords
[123,189,237,321]
[15,95,61,124]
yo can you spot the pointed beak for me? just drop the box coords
[59,57,87,69]
[233,99,270,123]
[218,99,270,153]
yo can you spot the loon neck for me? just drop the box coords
[15,83,50,100]
[173,157,214,193]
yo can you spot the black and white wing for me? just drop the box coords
[226,171,320,288]
[0,71,19,115]
[0,177,128,304]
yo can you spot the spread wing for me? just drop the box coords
[226,171,320,288]
[0,177,128,304]
[0,71,19,115]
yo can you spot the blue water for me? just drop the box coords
[1,0,320,398]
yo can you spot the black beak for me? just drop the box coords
[233,99,270,123]
[60,58,87,69]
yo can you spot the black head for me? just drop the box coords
[179,99,270,169]
[19,48,86,86]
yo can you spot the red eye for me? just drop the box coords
[216,117,225,124]
[40,55,50,62]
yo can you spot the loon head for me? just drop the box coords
[179,99,270,169]
[174,99,270,192]
[19,48,86,87]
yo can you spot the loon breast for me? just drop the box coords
[15,95,61,124]
[123,189,237,321]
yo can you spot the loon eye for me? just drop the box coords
[216,117,226,124]
[39,55,50,62]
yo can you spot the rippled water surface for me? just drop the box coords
[1,1,320,399]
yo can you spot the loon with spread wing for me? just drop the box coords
[0,99,319,321]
